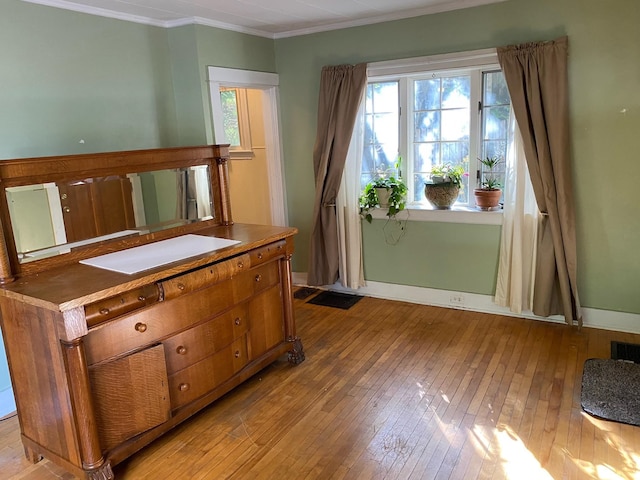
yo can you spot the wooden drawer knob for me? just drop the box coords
[176,346,187,355]
[234,317,241,326]
[134,322,147,333]
[177,283,185,291]
[237,261,244,269]
[234,350,241,359]
[255,274,262,282]
[179,383,190,392]
[257,252,263,259]
[99,308,110,315]
[138,295,146,302]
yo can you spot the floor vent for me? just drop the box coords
[611,341,640,364]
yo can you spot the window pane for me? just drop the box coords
[414,79,440,110]
[414,143,440,173]
[442,76,470,109]
[442,142,468,164]
[362,81,399,190]
[414,111,440,142]
[441,108,469,141]
[220,90,240,146]
[483,105,510,140]
[372,82,398,113]
[483,71,510,106]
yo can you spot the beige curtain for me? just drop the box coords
[497,36,581,326]
[308,63,368,286]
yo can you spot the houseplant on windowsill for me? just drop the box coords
[474,156,502,210]
[424,163,466,209]
[360,175,408,223]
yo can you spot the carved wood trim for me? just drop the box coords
[216,155,233,226]
[61,338,108,474]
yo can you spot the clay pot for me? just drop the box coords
[424,183,460,209]
[474,189,502,210]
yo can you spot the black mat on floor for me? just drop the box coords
[307,290,363,310]
[612,341,640,363]
[294,287,319,300]
[581,358,640,426]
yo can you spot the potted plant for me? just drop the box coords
[360,175,407,223]
[474,156,502,210]
[424,163,466,209]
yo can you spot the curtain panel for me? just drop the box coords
[497,36,582,325]
[308,63,367,286]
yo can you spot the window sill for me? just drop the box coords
[366,204,503,225]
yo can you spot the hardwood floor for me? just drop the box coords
[2,291,640,479]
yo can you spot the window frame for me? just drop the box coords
[365,48,506,224]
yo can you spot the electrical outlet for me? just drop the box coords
[449,294,465,305]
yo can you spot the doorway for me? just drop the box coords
[208,67,287,227]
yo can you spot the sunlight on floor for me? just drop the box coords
[573,412,640,480]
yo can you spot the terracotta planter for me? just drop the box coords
[424,183,459,209]
[474,188,502,210]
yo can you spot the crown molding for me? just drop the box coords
[23,0,508,39]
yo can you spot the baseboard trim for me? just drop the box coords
[292,272,640,334]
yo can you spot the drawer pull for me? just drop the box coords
[237,261,244,269]
[179,383,190,392]
[176,345,187,355]
[234,350,241,359]
[234,317,241,326]
[255,274,262,282]
[257,252,263,259]
[177,283,185,291]
[99,308,110,315]
[134,322,148,333]
[138,295,146,302]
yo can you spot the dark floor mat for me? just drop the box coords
[581,358,640,426]
[294,287,319,300]
[611,341,640,363]
[307,290,363,310]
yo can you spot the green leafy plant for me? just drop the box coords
[427,163,466,186]
[478,156,502,190]
[359,175,408,223]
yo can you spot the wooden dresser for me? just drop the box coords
[0,146,304,479]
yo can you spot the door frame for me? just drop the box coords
[207,67,287,227]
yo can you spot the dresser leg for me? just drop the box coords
[84,461,114,480]
[287,337,305,365]
[24,446,42,464]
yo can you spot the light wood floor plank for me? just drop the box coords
[2,293,640,479]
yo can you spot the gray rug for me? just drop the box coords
[581,358,640,426]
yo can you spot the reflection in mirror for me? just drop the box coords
[6,165,213,263]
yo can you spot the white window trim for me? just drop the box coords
[366,48,504,226]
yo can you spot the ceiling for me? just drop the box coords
[24,0,506,38]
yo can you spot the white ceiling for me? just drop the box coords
[23,0,506,38]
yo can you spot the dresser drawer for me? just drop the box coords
[85,277,239,365]
[233,261,280,300]
[85,284,160,328]
[161,253,250,301]
[248,240,286,267]
[162,304,248,375]
[168,336,248,410]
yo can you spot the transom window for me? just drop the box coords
[362,51,511,210]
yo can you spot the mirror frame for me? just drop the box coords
[0,145,232,283]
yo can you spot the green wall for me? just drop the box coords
[0,0,637,330]
[275,0,640,314]
[0,1,178,159]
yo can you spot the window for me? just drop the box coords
[363,50,511,210]
[219,87,253,158]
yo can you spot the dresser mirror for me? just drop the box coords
[0,145,231,281]
[7,165,213,264]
